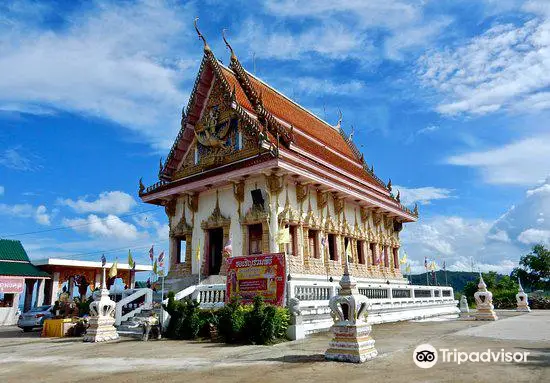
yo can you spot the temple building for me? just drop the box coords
[140,23,419,293]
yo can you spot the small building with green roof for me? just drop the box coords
[0,239,51,325]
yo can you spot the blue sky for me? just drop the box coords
[1,0,550,274]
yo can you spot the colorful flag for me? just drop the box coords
[101,254,106,267]
[429,260,437,271]
[400,252,408,264]
[158,251,165,268]
[108,259,118,279]
[153,259,158,275]
[276,227,291,244]
[321,236,327,248]
[149,245,154,262]
[128,250,135,269]
[424,257,428,270]
[223,237,232,256]
[442,260,446,271]
[405,263,411,274]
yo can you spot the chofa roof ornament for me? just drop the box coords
[194,17,211,52]
[335,109,343,130]
[222,29,236,60]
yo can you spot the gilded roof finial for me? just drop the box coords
[387,179,392,191]
[396,190,400,203]
[348,125,354,141]
[139,178,145,195]
[194,17,211,52]
[222,29,236,59]
[413,203,419,216]
[159,157,163,174]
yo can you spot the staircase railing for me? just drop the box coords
[114,288,153,326]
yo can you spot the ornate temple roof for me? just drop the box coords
[143,20,417,221]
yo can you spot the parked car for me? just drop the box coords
[17,305,54,332]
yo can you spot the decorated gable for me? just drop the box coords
[174,77,258,179]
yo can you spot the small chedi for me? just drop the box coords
[325,260,378,363]
[516,278,531,312]
[83,268,119,342]
[474,274,498,321]
[459,295,471,318]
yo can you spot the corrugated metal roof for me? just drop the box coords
[0,261,50,278]
[0,239,31,262]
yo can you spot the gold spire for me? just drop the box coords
[222,29,236,60]
[194,17,211,52]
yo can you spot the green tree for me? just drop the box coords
[511,244,550,291]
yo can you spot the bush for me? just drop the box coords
[162,292,202,340]
[218,298,249,343]
[163,293,291,345]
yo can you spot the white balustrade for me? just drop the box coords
[114,288,153,326]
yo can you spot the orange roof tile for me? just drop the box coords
[245,75,358,161]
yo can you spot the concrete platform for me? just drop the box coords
[0,310,548,383]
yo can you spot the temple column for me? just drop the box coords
[23,279,36,312]
[269,201,278,253]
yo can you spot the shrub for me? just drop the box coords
[241,296,290,345]
[217,298,249,343]
[162,292,202,340]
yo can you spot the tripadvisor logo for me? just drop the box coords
[413,344,530,368]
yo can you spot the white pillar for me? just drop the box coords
[35,279,45,307]
[50,272,60,305]
[269,199,278,253]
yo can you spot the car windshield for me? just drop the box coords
[30,305,51,312]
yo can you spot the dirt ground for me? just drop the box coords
[0,310,548,383]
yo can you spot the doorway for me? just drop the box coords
[207,228,224,275]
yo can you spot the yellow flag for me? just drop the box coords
[400,252,408,264]
[429,260,437,271]
[196,239,201,262]
[153,259,158,275]
[405,264,411,273]
[276,227,291,244]
[108,259,118,278]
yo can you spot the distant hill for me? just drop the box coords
[408,271,505,293]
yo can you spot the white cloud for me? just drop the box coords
[233,0,449,63]
[0,147,41,171]
[401,215,520,273]
[517,228,550,245]
[63,214,140,241]
[487,230,511,243]
[446,135,550,185]
[59,191,136,215]
[35,205,51,226]
[133,213,169,240]
[489,177,550,244]
[292,77,366,96]
[0,0,196,150]
[0,203,53,225]
[394,185,453,205]
[417,15,550,116]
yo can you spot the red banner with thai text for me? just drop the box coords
[225,253,286,306]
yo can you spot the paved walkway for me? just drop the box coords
[0,310,548,383]
[454,310,550,341]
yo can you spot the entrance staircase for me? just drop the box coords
[117,307,163,338]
